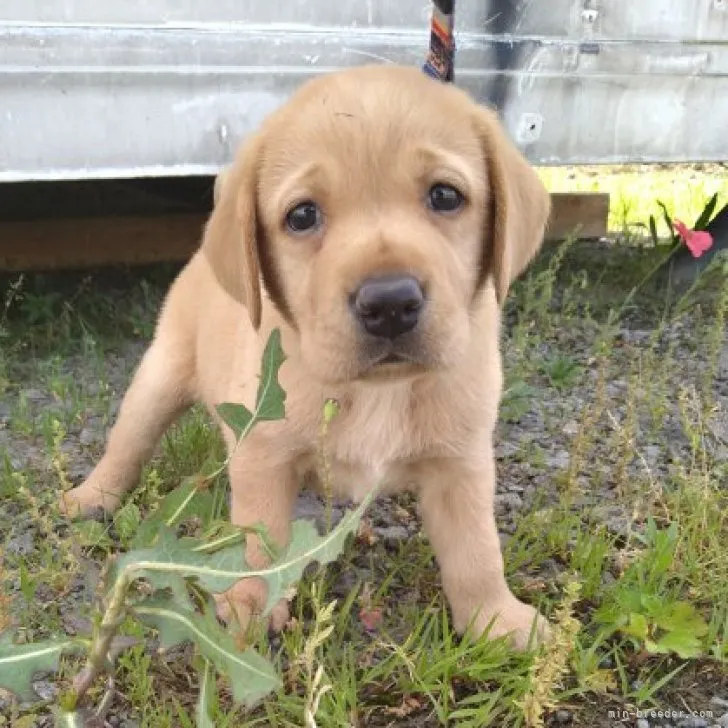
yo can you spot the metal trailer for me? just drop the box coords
[2,0,728,181]
[0,1,726,269]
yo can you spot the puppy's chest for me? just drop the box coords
[307,383,468,499]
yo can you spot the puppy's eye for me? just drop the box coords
[286,201,322,233]
[428,184,464,213]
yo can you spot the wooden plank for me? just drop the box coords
[545,192,610,242]
[0,192,610,270]
[0,214,206,270]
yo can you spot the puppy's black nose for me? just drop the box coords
[352,275,424,339]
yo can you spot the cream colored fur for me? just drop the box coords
[61,65,551,649]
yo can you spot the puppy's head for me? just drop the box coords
[203,65,549,384]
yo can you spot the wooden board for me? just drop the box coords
[0,192,609,270]
[0,214,206,270]
[545,192,610,242]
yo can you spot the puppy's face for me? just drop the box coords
[204,66,550,384]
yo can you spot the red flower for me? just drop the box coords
[674,220,713,258]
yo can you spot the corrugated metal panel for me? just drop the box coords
[1,0,727,181]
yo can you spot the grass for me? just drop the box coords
[1,166,728,726]
[537,163,727,236]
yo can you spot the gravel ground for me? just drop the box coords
[1,247,727,726]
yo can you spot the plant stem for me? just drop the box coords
[72,564,130,702]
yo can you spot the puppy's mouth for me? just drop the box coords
[379,352,408,365]
[359,342,430,379]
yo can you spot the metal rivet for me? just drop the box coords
[517,113,543,144]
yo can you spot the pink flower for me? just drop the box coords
[674,220,713,258]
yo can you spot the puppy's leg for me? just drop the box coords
[215,442,298,634]
[61,337,194,517]
[418,455,549,650]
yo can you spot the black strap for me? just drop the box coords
[423,0,456,83]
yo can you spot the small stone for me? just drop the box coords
[5,530,35,556]
[593,505,633,537]
[21,388,45,402]
[495,441,520,459]
[32,679,58,701]
[710,697,728,709]
[636,719,650,728]
[562,420,579,437]
[494,492,523,511]
[545,450,570,469]
[678,718,707,728]
[374,525,409,543]
[644,445,661,464]
[716,711,728,727]
[79,427,97,446]
[554,708,572,723]
[717,346,728,379]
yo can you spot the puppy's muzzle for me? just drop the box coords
[351,275,424,340]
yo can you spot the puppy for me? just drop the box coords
[62,65,551,649]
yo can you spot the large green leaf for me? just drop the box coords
[131,474,207,549]
[253,328,287,420]
[134,598,279,708]
[216,328,287,441]
[646,629,705,659]
[111,494,373,614]
[259,493,373,613]
[214,402,254,442]
[0,632,81,701]
[653,601,709,637]
[111,526,247,596]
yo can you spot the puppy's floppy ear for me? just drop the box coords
[474,107,551,305]
[201,134,263,329]
[212,166,230,207]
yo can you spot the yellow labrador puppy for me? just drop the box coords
[62,65,551,649]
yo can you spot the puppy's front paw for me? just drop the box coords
[59,482,122,518]
[214,579,290,636]
[469,597,551,651]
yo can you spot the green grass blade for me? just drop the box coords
[693,192,719,230]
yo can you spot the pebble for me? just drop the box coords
[494,492,523,511]
[716,712,728,727]
[710,697,728,709]
[562,420,580,436]
[644,444,661,464]
[495,441,520,459]
[677,718,707,728]
[636,719,650,728]
[5,530,35,556]
[717,346,728,379]
[545,449,571,469]
[593,504,633,536]
[32,679,58,701]
[293,493,344,532]
[20,388,46,402]
[79,427,97,446]
[374,525,409,543]
[554,708,572,723]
